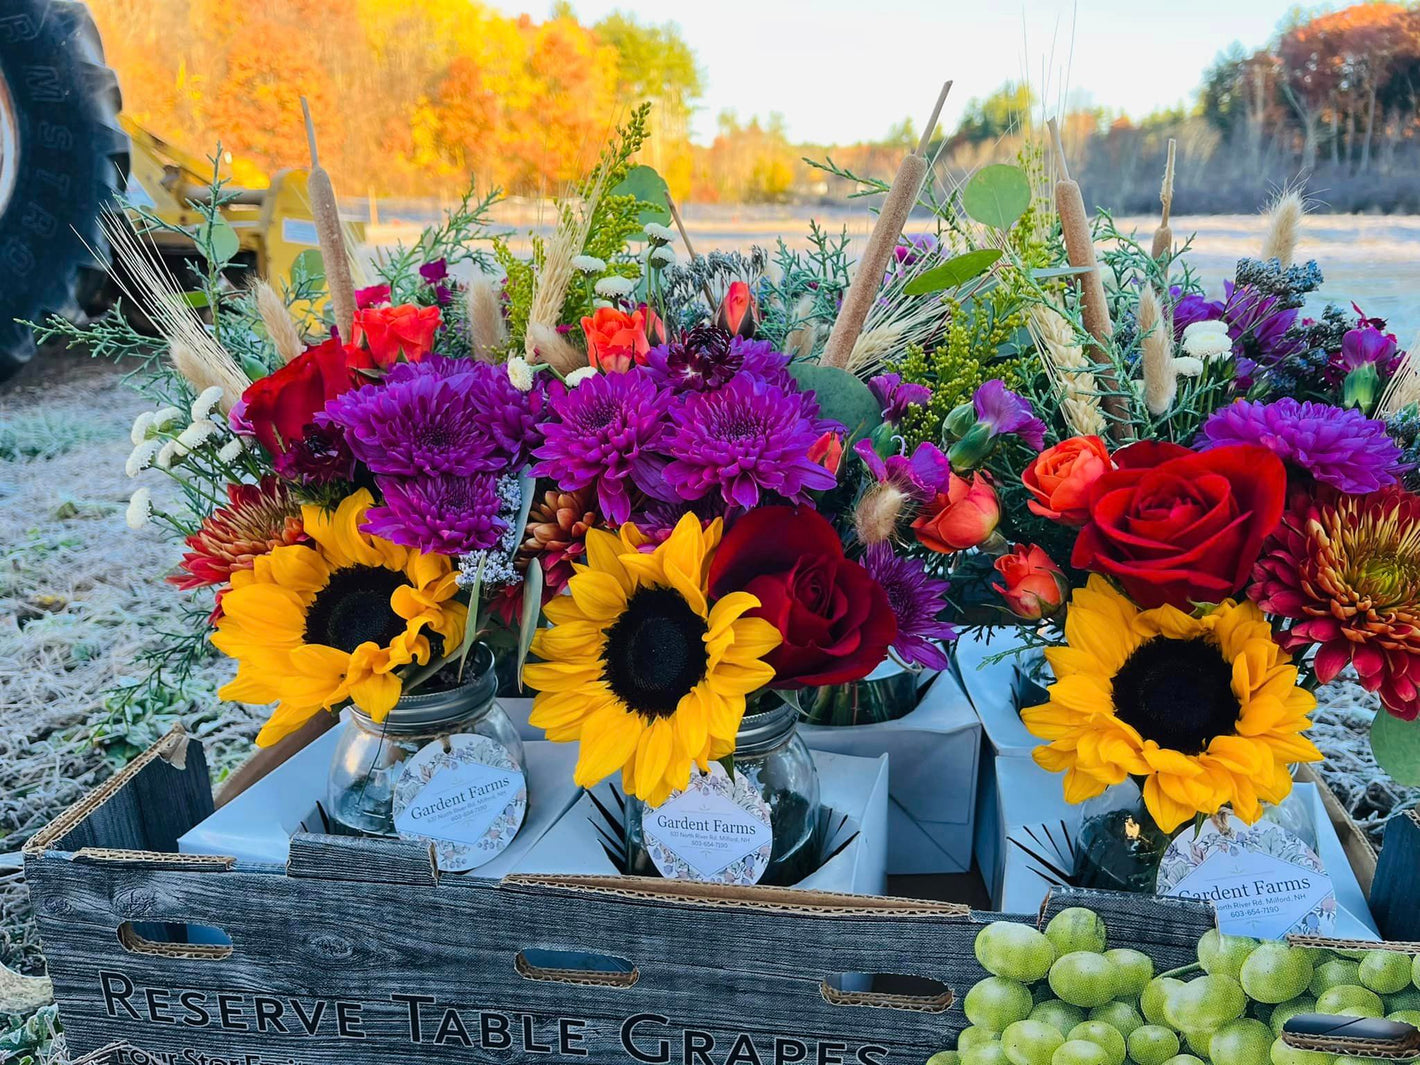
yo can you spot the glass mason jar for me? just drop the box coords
[326,643,525,839]
[624,699,822,887]
[798,656,924,727]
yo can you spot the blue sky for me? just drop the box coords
[493,0,1307,144]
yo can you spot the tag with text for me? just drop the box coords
[393,734,526,872]
[644,763,773,884]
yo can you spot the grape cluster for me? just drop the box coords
[926,908,1420,1065]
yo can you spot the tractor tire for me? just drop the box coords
[0,0,129,383]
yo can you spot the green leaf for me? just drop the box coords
[611,164,672,226]
[1372,709,1420,786]
[717,754,735,781]
[292,247,325,282]
[456,555,485,683]
[182,290,212,309]
[788,363,882,439]
[961,164,1031,230]
[516,562,543,691]
[207,217,240,267]
[902,249,1003,296]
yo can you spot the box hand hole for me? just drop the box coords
[515,949,639,988]
[820,973,953,1012]
[117,921,233,961]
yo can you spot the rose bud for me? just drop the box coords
[992,544,1069,620]
[715,279,760,339]
[807,430,844,476]
[1022,435,1112,527]
[911,471,1001,553]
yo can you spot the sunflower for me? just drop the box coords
[1021,575,1321,832]
[212,489,466,746]
[523,512,781,806]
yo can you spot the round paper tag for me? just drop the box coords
[643,762,773,885]
[1155,811,1336,937]
[392,734,526,872]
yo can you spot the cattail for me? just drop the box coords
[823,81,951,370]
[1029,305,1107,437]
[1049,119,1130,442]
[854,483,908,546]
[253,280,304,364]
[1138,288,1177,415]
[1261,189,1304,266]
[527,322,585,375]
[467,275,506,363]
[1150,139,1176,261]
[302,97,355,342]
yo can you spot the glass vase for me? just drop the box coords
[1072,780,1174,894]
[798,656,925,726]
[624,699,822,886]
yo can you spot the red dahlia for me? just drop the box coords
[171,477,308,591]
[1251,484,1420,720]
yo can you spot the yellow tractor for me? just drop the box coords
[0,0,360,381]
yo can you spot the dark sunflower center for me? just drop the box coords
[601,586,709,719]
[1111,636,1240,754]
[304,565,410,653]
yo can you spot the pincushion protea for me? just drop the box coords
[171,476,307,590]
[1252,485,1420,720]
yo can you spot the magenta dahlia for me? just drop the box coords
[361,473,505,556]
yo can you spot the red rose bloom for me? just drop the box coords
[1072,441,1286,610]
[707,505,896,688]
[353,303,441,367]
[239,336,374,461]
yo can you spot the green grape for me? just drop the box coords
[1240,944,1315,1005]
[961,1028,1003,1052]
[978,923,1060,984]
[1359,951,1413,995]
[1268,1041,1335,1065]
[1159,1056,1206,1065]
[963,1042,1011,1065]
[1182,1028,1213,1059]
[1089,1001,1143,1037]
[1142,978,1185,1029]
[1268,998,1317,1036]
[1107,949,1155,999]
[1051,953,1120,1008]
[1032,1001,1088,1036]
[1386,989,1420,1014]
[968,979,1038,1032]
[1209,1018,1272,1065]
[928,1054,962,1065]
[1052,1040,1110,1065]
[1002,1020,1067,1065]
[1166,975,1247,1031]
[1387,1010,1420,1026]
[1199,931,1259,980]
[1046,909,1109,956]
[1066,1021,1126,1065]
[1314,985,1384,1018]
[1308,960,1360,997]
[1129,1025,1181,1065]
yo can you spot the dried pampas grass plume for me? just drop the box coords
[254,280,305,364]
[854,483,908,546]
[1261,190,1304,266]
[1029,305,1107,437]
[467,275,507,363]
[527,322,585,375]
[97,211,249,411]
[1138,287,1177,415]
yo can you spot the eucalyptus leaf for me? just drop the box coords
[456,555,486,682]
[611,164,672,226]
[787,363,882,438]
[1030,265,1093,280]
[961,164,1031,231]
[1372,708,1420,786]
[516,562,544,691]
[902,249,1002,296]
[182,290,212,310]
[717,754,735,781]
[292,247,325,282]
[207,217,240,267]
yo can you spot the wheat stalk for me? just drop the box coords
[1029,304,1107,437]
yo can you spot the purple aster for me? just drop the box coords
[1222,281,1303,365]
[662,373,839,510]
[869,372,931,423]
[853,438,952,501]
[973,379,1046,451]
[323,357,537,478]
[1197,397,1407,494]
[362,473,504,556]
[860,542,956,670]
[646,328,791,393]
[532,371,671,525]
[630,494,730,545]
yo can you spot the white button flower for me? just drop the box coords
[130,411,155,445]
[505,356,535,392]
[189,385,226,423]
[594,276,636,298]
[571,255,607,273]
[1182,330,1234,360]
[177,420,221,450]
[643,222,676,243]
[126,488,152,530]
[565,367,599,387]
[126,439,162,478]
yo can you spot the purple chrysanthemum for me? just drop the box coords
[532,371,672,525]
[973,379,1046,451]
[662,373,839,509]
[645,328,790,392]
[362,473,505,555]
[323,357,536,478]
[869,372,931,423]
[860,542,956,670]
[1197,397,1407,494]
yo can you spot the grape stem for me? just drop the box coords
[1158,962,1203,979]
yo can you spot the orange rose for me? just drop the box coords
[911,471,1000,553]
[808,431,844,475]
[1022,435,1112,527]
[352,303,442,367]
[581,305,653,373]
[992,544,1069,620]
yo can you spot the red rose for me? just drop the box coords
[707,505,896,688]
[1072,441,1286,610]
[239,337,374,459]
[353,303,442,367]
